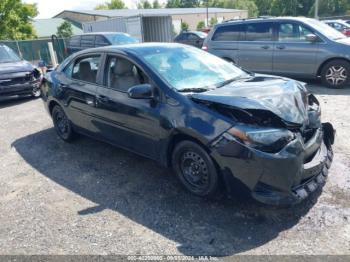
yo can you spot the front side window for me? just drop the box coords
[278,23,313,42]
[245,22,273,41]
[95,35,110,46]
[188,34,199,40]
[70,56,101,84]
[212,24,243,41]
[141,45,246,91]
[105,56,145,92]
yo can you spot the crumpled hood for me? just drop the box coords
[0,60,34,77]
[191,75,309,125]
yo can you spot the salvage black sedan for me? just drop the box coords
[0,44,42,99]
[41,43,335,206]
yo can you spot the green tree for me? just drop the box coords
[209,17,218,26]
[181,21,189,30]
[197,21,206,30]
[138,0,152,9]
[308,0,350,17]
[206,0,258,17]
[166,0,200,8]
[56,21,73,38]
[95,0,126,10]
[152,0,161,8]
[0,0,38,40]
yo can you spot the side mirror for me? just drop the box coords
[128,84,154,99]
[305,34,318,42]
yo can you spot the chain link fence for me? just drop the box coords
[0,38,68,67]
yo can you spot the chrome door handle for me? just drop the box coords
[276,45,286,50]
[261,45,270,49]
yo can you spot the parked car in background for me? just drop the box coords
[0,44,42,100]
[66,32,139,55]
[174,31,207,48]
[324,20,350,37]
[204,17,350,88]
[41,43,335,206]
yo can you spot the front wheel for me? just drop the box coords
[321,59,350,89]
[31,86,41,98]
[172,141,220,198]
[52,105,76,142]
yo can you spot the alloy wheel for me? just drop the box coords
[325,66,348,86]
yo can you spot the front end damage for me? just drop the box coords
[0,69,42,98]
[191,78,335,206]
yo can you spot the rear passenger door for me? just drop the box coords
[236,22,275,73]
[208,24,244,62]
[273,21,318,77]
[59,55,102,133]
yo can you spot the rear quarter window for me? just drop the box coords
[81,35,95,48]
[68,36,81,47]
[212,24,244,41]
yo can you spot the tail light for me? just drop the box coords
[202,44,208,51]
[343,29,350,37]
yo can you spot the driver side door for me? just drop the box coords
[93,54,162,159]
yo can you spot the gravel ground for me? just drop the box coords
[0,82,349,256]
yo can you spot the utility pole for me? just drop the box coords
[315,0,319,19]
[206,0,209,27]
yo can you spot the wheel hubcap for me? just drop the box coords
[180,151,209,190]
[55,111,69,135]
[326,66,347,86]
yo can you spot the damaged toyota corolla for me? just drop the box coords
[41,43,335,206]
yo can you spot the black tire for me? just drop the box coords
[321,59,350,89]
[52,105,76,142]
[172,140,220,198]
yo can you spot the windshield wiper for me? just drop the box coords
[177,87,215,93]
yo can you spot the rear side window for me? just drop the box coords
[245,22,274,41]
[212,24,243,41]
[95,35,110,46]
[68,36,81,47]
[69,56,101,84]
[81,35,95,48]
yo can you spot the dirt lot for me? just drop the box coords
[0,82,349,256]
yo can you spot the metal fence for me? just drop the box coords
[0,38,68,67]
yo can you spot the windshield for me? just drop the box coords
[105,33,139,45]
[0,45,21,63]
[141,45,246,91]
[306,18,346,40]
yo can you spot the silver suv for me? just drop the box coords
[203,17,350,88]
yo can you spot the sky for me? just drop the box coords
[23,0,165,19]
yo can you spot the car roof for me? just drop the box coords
[73,42,190,56]
[219,16,316,26]
[75,32,130,36]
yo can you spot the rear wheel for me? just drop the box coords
[52,105,76,142]
[321,59,350,89]
[172,141,220,198]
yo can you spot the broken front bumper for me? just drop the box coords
[211,123,335,206]
[0,81,41,98]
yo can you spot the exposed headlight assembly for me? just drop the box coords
[225,124,295,153]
